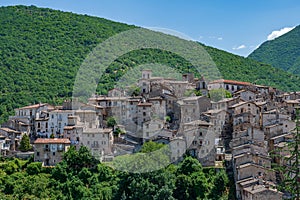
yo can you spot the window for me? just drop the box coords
[258,172,262,176]
[53,152,55,156]
[200,132,203,136]
[37,152,40,156]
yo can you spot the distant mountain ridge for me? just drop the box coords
[0,5,299,123]
[248,25,300,74]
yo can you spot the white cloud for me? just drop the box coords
[233,44,246,50]
[217,37,223,40]
[267,26,295,40]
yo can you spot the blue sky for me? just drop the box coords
[1,0,300,56]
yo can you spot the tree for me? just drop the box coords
[280,110,300,200]
[165,115,171,123]
[127,85,141,96]
[208,88,232,102]
[176,156,203,176]
[19,134,31,152]
[174,157,210,199]
[62,146,99,173]
[140,141,165,153]
[107,116,117,128]
[208,169,229,200]
[26,162,42,175]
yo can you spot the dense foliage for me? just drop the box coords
[248,25,300,74]
[0,145,230,199]
[0,5,299,124]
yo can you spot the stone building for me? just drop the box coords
[34,138,71,166]
[80,128,113,161]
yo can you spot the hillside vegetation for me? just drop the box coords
[0,145,231,200]
[0,5,299,123]
[248,25,300,74]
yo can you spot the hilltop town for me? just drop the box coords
[1,69,299,199]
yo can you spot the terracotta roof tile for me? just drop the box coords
[210,79,251,86]
[17,103,46,110]
[34,138,71,144]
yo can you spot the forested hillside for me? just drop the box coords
[0,5,299,123]
[248,25,300,74]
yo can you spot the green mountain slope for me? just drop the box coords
[248,25,300,74]
[0,5,299,123]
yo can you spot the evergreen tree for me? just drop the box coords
[19,134,31,152]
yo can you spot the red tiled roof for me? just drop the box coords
[210,79,251,86]
[17,103,46,110]
[34,138,71,144]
